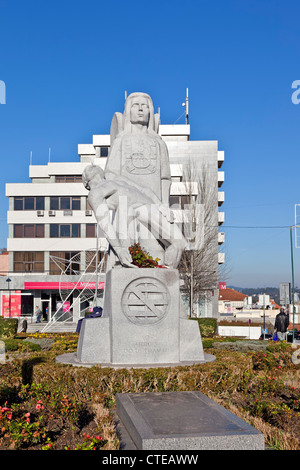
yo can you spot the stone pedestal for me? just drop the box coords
[75,268,211,368]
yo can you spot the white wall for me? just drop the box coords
[218,325,262,339]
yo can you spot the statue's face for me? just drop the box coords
[130,96,150,126]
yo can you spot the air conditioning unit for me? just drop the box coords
[85,210,92,216]
[63,210,73,216]
[48,210,56,216]
[37,210,44,217]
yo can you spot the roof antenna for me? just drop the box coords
[125,90,127,101]
[48,147,51,162]
[30,151,32,165]
[185,88,189,124]
[177,88,189,125]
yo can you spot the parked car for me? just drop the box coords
[287,330,300,342]
[259,333,273,340]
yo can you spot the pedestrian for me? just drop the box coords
[35,306,42,323]
[274,307,289,341]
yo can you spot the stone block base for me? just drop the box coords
[116,391,265,450]
[75,268,209,367]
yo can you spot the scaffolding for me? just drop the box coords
[41,249,106,333]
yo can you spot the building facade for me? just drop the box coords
[0,122,225,321]
[218,288,248,315]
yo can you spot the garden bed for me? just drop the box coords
[0,331,299,450]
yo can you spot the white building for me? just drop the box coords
[258,294,270,308]
[0,121,225,321]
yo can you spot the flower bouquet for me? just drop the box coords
[129,243,166,268]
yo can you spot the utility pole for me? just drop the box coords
[263,287,266,340]
[189,245,193,318]
[290,226,295,342]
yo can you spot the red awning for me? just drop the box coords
[24,281,105,290]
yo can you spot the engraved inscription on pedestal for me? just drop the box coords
[121,277,170,326]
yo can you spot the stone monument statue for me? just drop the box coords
[72,92,210,367]
[82,164,186,269]
[105,92,171,204]
[104,92,172,265]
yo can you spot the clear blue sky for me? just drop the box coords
[0,0,300,288]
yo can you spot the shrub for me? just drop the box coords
[190,317,217,337]
[2,338,41,352]
[0,318,18,339]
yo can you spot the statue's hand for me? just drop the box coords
[117,247,137,268]
[159,204,174,223]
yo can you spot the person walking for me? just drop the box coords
[35,306,42,323]
[274,307,289,341]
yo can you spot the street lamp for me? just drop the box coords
[6,278,11,318]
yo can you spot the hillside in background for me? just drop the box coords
[228,286,280,304]
[228,286,300,306]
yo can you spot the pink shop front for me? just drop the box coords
[1,281,105,321]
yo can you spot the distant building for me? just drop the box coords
[218,288,248,314]
[0,252,8,276]
[258,294,270,308]
[280,282,291,306]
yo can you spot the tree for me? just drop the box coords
[174,160,225,317]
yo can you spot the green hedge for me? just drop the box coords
[0,317,18,339]
[3,338,41,352]
[189,317,218,338]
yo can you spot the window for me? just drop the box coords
[24,197,34,210]
[14,252,44,272]
[50,224,59,237]
[60,225,70,237]
[55,175,82,183]
[50,224,80,238]
[85,251,108,273]
[14,197,45,211]
[86,224,96,238]
[180,195,191,209]
[50,197,59,210]
[50,252,81,275]
[60,197,70,210]
[86,224,105,238]
[50,196,81,210]
[86,198,92,211]
[14,224,44,238]
[72,224,80,237]
[72,197,80,210]
[169,196,180,207]
[171,176,183,182]
[169,195,195,209]
[36,197,44,210]
[100,147,109,157]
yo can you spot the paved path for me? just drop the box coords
[24,321,77,334]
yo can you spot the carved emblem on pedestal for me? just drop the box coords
[121,277,170,325]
